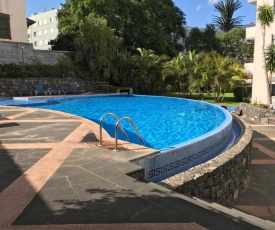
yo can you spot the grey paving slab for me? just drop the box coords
[232,123,275,222]
[18,111,71,120]
[252,148,273,159]
[0,110,23,117]
[12,148,259,229]
[0,149,49,192]
[0,122,81,143]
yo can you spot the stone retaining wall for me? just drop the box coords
[159,116,253,205]
[238,102,275,125]
[0,77,102,96]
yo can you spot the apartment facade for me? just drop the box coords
[0,0,28,42]
[246,0,275,104]
[28,9,59,50]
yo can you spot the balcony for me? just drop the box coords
[247,0,257,5]
[246,26,255,40]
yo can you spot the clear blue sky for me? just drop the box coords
[26,0,256,28]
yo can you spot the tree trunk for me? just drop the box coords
[262,27,272,104]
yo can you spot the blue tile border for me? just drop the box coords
[133,107,234,183]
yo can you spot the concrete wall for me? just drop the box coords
[160,116,253,204]
[0,0,28,43]
[0,41,65,65]
[250,0,275,104]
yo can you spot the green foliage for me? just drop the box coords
[233,86,246,101]
[257,5,275,29]
[265,44,275,85]
[162,51,247,101]
[62,15,122,81]
[243,97,251,103]
[57,0,186,56]
[233,86,252,101]
[0,63,68,78]
[213,0,243,32]
[49,34,76,51]
[217,28,254,63]
[257,4,275,104]
[130,48,167,94]
[185,24,221,53]
[162,52,190,96]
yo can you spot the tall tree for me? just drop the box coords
[56,0,186,56]
[213,0,243,32]
[62,15,121,81]
[185,24,220,53]
[265,44,275,97]
[257,4,275,104]
[217,28,254,63]
[202,51,246,102]
[162,52,190,96]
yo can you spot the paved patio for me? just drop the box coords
[0,106,274,230]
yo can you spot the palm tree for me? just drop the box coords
[202,51,246,102]
[135,48,167,94]
[265,44,275,95]
[162,52,190,96]
[213,0,243,32]
[258,4,275,104]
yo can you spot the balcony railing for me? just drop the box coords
[246,58,254,63]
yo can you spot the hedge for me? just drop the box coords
[233,86,252,102]
[0,63,69,78]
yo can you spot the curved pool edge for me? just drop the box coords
[159,115,253,204]
[132,105,233,182]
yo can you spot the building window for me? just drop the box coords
[45,39,48,45]
[34,32,36,37]
[44,19,47,24]
[272,34,275,44]
[39,31,41,35]
[39,40,42,45]
[51,28,54,33]
[34,41,37,46]
[0,13,11,39]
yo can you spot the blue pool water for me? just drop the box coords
[0,95,229,151]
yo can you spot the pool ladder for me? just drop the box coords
[98,112,145,151]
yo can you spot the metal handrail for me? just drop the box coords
[98,113,129,146]
[114,117,145,151]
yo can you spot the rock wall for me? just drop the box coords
[238,102,275,125]
[159,116,253,205]
[0,77,111,96]
[0,41,65,65]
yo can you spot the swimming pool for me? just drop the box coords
[0,94,235,182]
[0,95,229,149]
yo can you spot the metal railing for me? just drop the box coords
[114,117,145,151]
[98,113,129,146]
[98,113,145,151]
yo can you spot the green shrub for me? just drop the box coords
[0,63,70,78]
[233,87,246,101]
[243,97,251,103]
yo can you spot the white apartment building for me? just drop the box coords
[28,8,59,50]
[245,0,275,104]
